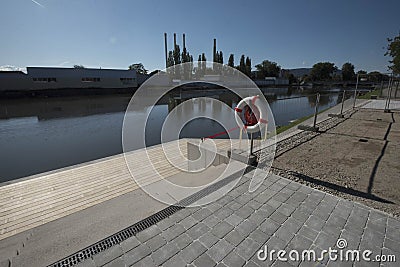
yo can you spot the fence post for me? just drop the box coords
[250,133,254,155]
[379,80,384,98]
[313,93,320,129]
[385,73,393,112]
[353,74,359,109]
[340,90,346,115]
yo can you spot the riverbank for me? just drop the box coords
[0,87,138,99]
[0,82,378,99]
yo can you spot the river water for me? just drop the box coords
[0,87,362,182]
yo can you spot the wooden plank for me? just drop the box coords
[0,143,187,200]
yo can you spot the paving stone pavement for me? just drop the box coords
[76,169,399,267]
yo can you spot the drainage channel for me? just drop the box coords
[48,166,253,267]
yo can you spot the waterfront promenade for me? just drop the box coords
[0,99,399,267]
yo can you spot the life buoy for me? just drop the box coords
[234,95,268,133]
[244,105,258,126]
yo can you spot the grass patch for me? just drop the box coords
[275,114,314,135]
[275,107,331,135]
[358,89,380,99]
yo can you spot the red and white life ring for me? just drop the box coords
[234,95,268,133]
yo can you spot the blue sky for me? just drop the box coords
[1,0,399,73]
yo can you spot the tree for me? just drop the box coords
[228,54,234,68]
[310,62,336,81]
[181,47,192,79]
[73,65,85,69]
[301,74,311,84]
[173,45,181,78]
[181,47,188,64]
[218,51,223,64]
[255,60,281,78]
[201,53,207,75]
[196,54,202,78]
[284,72,298,84]
[245,57,252,77]
[367,71,383,82]
[341,62,355,81]
[385,33,400,74]
[212,51,223,73]
[173,45,181,66]
[357,70,367,75]
[238,55,246,74]
[167,51,174,69]
[128,63,147,74]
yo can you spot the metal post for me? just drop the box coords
[387,74,394,111]
[387,87,392,110]
[340,90,346,115]
[245,132,257,166]
[313,93,320,129]
[250,133,254,156]
[379,80,384,98]
[353,74,359,109]
[385,73,393,112]
[239,127,242,149]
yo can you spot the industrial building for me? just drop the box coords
[0,67,141,92]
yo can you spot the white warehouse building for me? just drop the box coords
[0,67,140,92]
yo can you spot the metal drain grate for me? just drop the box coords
[48,167,252,267]
[48,204,183,267]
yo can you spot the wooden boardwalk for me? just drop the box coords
[0,138,257,241]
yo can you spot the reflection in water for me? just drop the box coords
[0,87,350,182]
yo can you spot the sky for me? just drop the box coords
[1,0,399,73]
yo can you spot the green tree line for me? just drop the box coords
[127,33,400,82]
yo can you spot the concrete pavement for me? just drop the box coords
[74,168,400,267]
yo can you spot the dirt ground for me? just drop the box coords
[270,109,400,217]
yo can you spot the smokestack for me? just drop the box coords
[183,33,186,50]
[164,33,168,68]
[173,33,177,50]
[213,38,217,62]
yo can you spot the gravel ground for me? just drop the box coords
[258,108,400,217]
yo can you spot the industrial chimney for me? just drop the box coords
[164,33,168,68]
[213,38,217,62]
[183,33,186,50]
[173,33,177,51]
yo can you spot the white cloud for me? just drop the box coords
[30,0,45,8]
